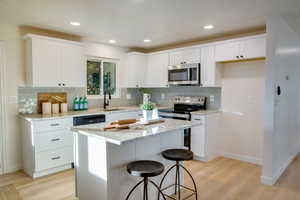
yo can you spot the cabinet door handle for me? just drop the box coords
[236,56,240,59]
[193,119,202,121]
[58,83,61,86]
[62,83,65,86]
[51,156,61,160]
[51,138,60,142]
[50,123,60,126]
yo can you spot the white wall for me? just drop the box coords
[0,25,130,173]
[218,60,265,164]
[0,23,25,173]
[262,15,300,185]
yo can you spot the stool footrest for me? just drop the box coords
[160,184,197,200]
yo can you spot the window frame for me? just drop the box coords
[86,56,120,99]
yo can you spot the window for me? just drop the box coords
[86,58,119,98]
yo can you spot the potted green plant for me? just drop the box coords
[140,101,156,122]
[140,93,156,122]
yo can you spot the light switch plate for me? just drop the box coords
[210,95,215,103]
[161,93,165,100]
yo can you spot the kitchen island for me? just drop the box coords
[72,119,196,200]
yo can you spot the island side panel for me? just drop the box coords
[107,129,184,200]
[74,133,109,200]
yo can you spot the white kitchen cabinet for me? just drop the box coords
[21,117,74,178]
[61,43,86,87]
[25,34,86,87]
[169,51,183,66]
[215,35,266,62]
[123,52,147,88]
[191,113,219,162]
[240,37,266,59]
[215,42,240,62]
[145,52,169,88]
[169,48,200,65]
[200,46,222,87]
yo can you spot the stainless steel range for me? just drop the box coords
[158,96,207,150]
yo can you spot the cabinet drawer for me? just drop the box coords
[191,115,205,125]
[33,118,73,133]
[35,147,73,172]
[34,130,73,152]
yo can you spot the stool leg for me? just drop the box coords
[150,180,167,200]
[179,164,198,200]
[157,164,177,200]
[144,177,148,200]
[125,179,144,200]
[176,161,181,200]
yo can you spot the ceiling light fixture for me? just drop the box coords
[144,39,151,43]
[109,40,116,44]
[70,21,81,26]
[203,25,214,29]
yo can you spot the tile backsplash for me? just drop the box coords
[144,87,221,110]
[18,86,221,113]
[18,87,141,113]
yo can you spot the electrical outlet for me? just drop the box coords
[161,93,165,100]
[126,93,132,100]
[210,95,215,103]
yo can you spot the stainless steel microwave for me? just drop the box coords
[168,63,201,85]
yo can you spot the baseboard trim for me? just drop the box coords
[220,152,262,165]
[261,152,298,185]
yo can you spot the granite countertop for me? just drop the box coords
[191,110,221,115]
[19,105,172,121]
[72,119,198,145]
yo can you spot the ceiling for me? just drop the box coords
[0,0,300,49]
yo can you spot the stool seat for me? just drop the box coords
[127,160,164,177]
[162,149,193,161]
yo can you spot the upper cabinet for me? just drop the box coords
[215,36,266,62]
[123,34,265,89]
[200,46,222,87]
[145,52,169,88]
[123,52,147,88]
[169,48,200,65]
[240,37,266,59]
[25,34,86,87]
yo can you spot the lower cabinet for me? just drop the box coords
[191,113,219,162]
[21,110,143,178]
[21,117,74,178]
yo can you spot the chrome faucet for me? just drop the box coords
[103,91,111,110]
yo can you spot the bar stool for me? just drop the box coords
[126,160,167,200]
[158,149,198,200]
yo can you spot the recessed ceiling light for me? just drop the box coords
[109,40,116,44]
[144,39,151,43]
[70,21,81,26]
[204,25,214,30]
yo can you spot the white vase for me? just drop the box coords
[143,110,153,122]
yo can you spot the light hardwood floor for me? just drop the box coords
[1,155,300,200]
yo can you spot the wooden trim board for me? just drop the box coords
[220,57,266,64]
[132,26,266,53]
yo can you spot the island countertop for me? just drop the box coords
[72,119,197,145]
